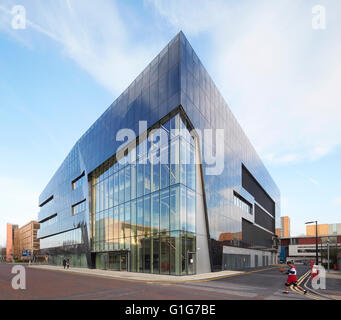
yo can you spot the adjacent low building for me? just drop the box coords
[306,223,341,237]
[6,221,40,261]
[280,235,341,268]
[13,221,40,261]
[37,32,280,274]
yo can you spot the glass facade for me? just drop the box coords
[90,113,196,275]
[37,32,280,273]
[40,228,83,249]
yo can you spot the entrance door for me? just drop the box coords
[120,252,127,271]
[187,252,196,275]
[108,251,128,271]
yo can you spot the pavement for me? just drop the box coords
[27,264,243,282]
[302,270,341,300]
[1,263,339,300]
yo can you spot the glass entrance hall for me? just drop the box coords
[90,112,197,275]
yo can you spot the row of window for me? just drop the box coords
[95,232,196,275]
[233,193,252,215]
[92,185,196,247]
[92,137,195,214]
[40,228,82,249]
[72,173,85,190]
[72,200,86,216]
[93,113,195,185]
[41,215,57,228]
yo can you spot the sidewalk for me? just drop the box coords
[326,270,341,280]
[28,264,243,283]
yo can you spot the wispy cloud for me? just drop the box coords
[3,0,340,165]
[146,0,341,165]
[334,197,341,206]
[295,170,320,187]
[0,0,161,95]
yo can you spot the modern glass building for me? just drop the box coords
[38,32,280,274]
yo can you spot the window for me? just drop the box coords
[40,228,82,249]
[72,172,85,190]
[151,191,160,234]
[119,169,125,204]
[125,165,131,202]
[89,111,197,275]
[233,192,252,215]
[72,200,86,216]
[160,189,169,232]
[39,195,53,207]
[151,150,160,192]
[186,189,196,233]
[41,214,57,227]
[160,145,169,189]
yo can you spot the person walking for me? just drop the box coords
[63,258,66,269]
[66,259,70,269]
[282,261,307,294]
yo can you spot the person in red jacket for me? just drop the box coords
[282,261,307,294]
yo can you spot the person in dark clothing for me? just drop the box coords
[66,259,70,269]
[62,258,66,269]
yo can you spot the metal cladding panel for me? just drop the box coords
[37,32,280,270]
[178,33,280,270]
[37,34,182,255]
[254,204,275,233]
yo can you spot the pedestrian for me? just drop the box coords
[66,259,70,269]
[63,258,66,269]
[281,260,307,294]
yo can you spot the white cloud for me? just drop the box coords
[334,197,341,206]
[147,0,341,165]
[0,0,160,95]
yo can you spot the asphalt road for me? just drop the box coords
[0,263,315,300]
[175,265,312,300]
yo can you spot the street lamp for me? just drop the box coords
[305,221,318,265]
[326,239,330,272]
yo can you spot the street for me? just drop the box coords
[1,263,333,300]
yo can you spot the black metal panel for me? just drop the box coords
[254,204,275,233]
[242,165,275,216]
[242,218,273,249]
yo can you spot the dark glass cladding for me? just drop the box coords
[254,204,275,233]
[37,31,280,273]
[242,165,275,216]
[242,219,273,249]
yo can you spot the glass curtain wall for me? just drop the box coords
[90,112,196,275]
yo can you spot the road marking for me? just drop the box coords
[290,270,325,300]
[303,273,335,300]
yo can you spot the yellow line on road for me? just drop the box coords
[290,270,324,300]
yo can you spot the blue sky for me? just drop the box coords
[0,0,340,246]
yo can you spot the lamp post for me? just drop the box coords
[305,221,318,265]
[327,239,330,272]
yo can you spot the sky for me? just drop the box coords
[0,0,340,247]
